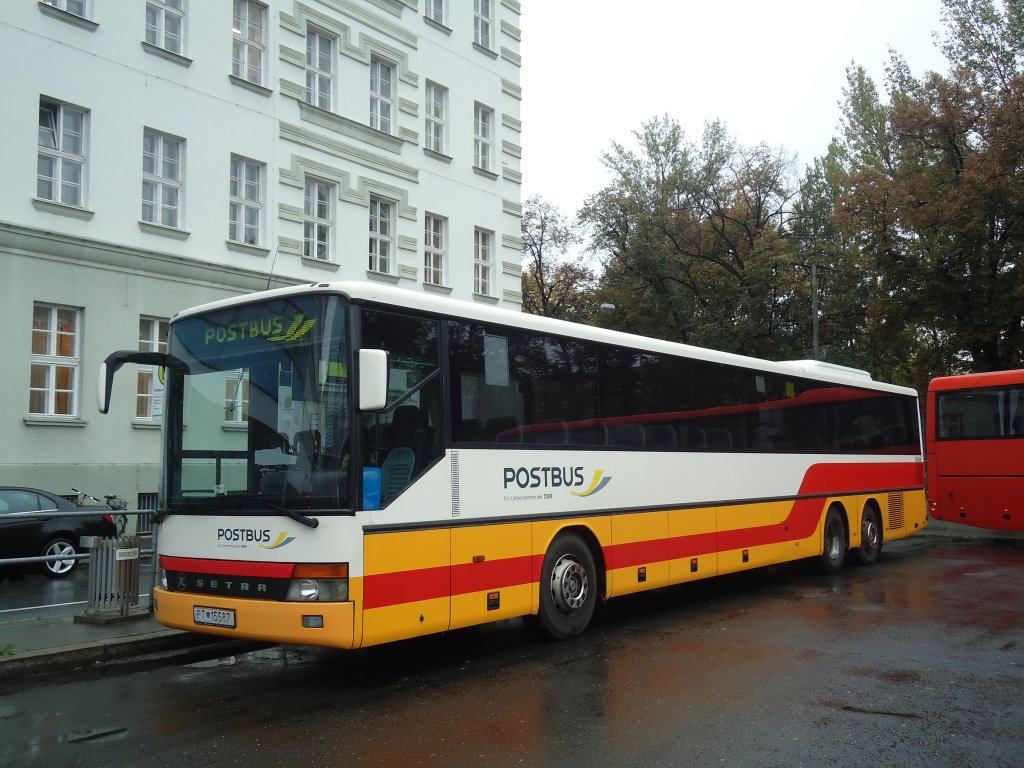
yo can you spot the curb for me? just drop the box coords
[0,631,268,682]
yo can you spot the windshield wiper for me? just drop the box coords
[154,496,321,528]
[261,500,320,529]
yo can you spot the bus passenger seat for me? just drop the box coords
[606,423,645,447]
[457,418,484,442]
[381,447,415,502]
[644,424,677,449]
[486,417,522,443]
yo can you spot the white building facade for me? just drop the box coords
[0,0,523,504]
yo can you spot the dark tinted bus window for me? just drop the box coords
[936,388,1018,439]
[449,321,598,445]
[689,361,758,451]
[599,346,691,448]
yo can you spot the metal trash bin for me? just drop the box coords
[82,535,141,615]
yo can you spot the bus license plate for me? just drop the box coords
[193,606,236,629]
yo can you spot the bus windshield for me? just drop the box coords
[164,294,352,513]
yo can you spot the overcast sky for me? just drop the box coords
[518,1,951,220]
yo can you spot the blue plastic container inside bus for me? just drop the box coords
[362,467,382,510]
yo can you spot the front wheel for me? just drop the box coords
[819,507,847,574]
[853,506,883,566]
[535,532,598,640]
[41,537,79,578]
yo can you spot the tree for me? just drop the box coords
[520,196,597,322]
[581,116,808,359]
[832,0,1024,378]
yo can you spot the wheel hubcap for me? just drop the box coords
[863,518,879,550]
[827,524,843,560]
[46,542,74,574]
[550,555,588,615]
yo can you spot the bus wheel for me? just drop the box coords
[853,506,883,566]
[536,532,597,640]
[819,507,846,574]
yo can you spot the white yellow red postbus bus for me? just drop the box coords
[926,370,1024,531]
[99,282,927,647]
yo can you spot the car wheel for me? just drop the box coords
[41,537,78,578]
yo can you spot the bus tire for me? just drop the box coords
[535,532,597,640]
[853,505,883,566]
[819,506,846,574]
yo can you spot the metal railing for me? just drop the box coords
[0,508,155,568]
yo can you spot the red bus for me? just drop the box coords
[926,370,1024,531]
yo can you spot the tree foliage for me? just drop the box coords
[570,0,1023,387]
[520,196,597,322]
[580,117,810,359]
[832,0,1024,380]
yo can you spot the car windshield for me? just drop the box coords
[163,294,352,512]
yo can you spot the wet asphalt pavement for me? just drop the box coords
[1,526,1023,767]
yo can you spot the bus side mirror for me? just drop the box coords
[98,350,171,414]
[358,349,389,412]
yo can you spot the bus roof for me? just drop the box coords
[174,281,918,397]
[928,369,1024,392]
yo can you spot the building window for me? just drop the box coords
[474,228,492,295]
[232,0,266,85]
[304,178,333,261]
[473,0,491,48]
[146,0,184,55]
[137,317,168,420]
[369,197,393,274]
[370,56,394,134]
[229,155,263,246]
[474,103,493,172]
[42,0,87,16]
[305,29,333,110]
[424,214,447,286]
[425,82,447,154]
[425,0,444,25]
[30,303,80,417]
[142,130,183,228]
[224,371,250,423]
[37,98,87,207]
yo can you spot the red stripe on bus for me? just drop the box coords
[362,565,450,610]
[451,554,538,595]
[363,461,923,609]
[363,554,543,610]
[160,556,294,578]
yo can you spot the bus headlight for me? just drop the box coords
[285,564,349,602]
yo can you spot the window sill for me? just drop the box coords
[139,221,190,240]
[226,240,270,257]
[141,41,192,67]
[33,198,95,220]
[366,270,400,286]
[228,74,272,97]
[423,148,452,164]
[300,255,339,271]
[423,16,452,35]
[472,42,498,60]
[24,415,87,427]
[472,166,499,181]
[38,2,98,31]
[222,422,247,432]
[132,419,162,430]
[423,282,453,296]
[473,293,500,305]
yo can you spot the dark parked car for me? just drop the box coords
[0,487,116,577]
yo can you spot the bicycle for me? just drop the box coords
[72,488,129,535]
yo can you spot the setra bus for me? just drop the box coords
[926,370,1024,531]
[98,282,927,648]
